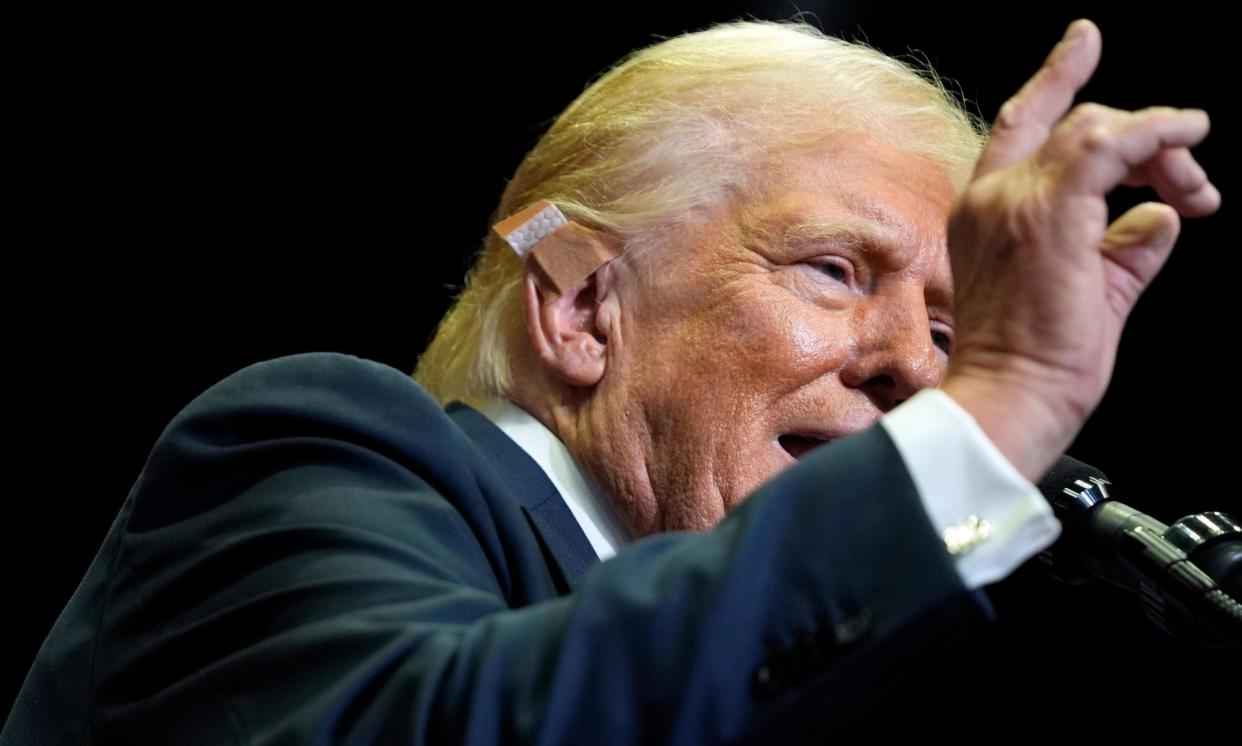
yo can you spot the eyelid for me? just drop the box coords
[929,315,954,335]
[802,254,858,288]
[930,320,954,354]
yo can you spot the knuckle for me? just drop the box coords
[1081,124,1115,153]
[995,98,1023,129]
[1006,190,1052,242]
[1066,102,1111,128]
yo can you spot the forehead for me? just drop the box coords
[736,134,958,299]
[748,133,959,225]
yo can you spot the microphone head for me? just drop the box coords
[1036,455,1114,585]
[1036,454,1113,520]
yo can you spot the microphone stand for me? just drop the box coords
[1039,471,1241,647]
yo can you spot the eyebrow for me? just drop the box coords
[781,191,924,248]
[761,210,954,312]
[771,217,911,273]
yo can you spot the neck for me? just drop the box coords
[508,373,661,538]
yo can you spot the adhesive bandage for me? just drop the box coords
[492,200,623,293]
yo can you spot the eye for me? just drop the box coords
[931,329,952,355]
[812,260,850,284]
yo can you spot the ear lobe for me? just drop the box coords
[524,270,608,387]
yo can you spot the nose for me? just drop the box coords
[839,288,942,412]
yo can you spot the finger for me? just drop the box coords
[1055,107,1221,216]
[1062,108,1214,209]
[1056,103,1131,159]
[976,19,1102,176]
[1099,202,1180,312]
[1126,147,1221,218]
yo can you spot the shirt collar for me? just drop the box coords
[477,398,630,559]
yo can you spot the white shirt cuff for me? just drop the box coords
[879,388,1062,588]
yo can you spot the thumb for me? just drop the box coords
[1100,201,1181,314]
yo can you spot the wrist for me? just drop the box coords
[939,368,1083,482]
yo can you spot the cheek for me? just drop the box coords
[621,274,856,419]
[611,283,858,528]
[785,310,850,372]
[715,286,855,388]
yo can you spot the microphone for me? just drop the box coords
[1035,455,1241,646]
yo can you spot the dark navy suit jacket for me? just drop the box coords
[3,352,991,745]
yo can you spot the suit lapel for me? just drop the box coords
[446,403,599,591]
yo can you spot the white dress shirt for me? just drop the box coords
[478,389,1061,588]
[477,398,631,559]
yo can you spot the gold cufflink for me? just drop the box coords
[943,515,992,556]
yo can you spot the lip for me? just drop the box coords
[777,433,836,462]
[775,415,878,462]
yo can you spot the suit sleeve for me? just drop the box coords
[93,353,993,745]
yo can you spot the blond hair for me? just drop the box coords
[415,20,988,406]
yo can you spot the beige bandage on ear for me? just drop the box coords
[492,200,623,294]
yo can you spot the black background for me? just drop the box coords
[9,1,1238,738]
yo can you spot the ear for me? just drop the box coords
[523,266,611,388]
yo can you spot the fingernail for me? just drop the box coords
[1184,108,1211,129]
[1062,19,1089,44]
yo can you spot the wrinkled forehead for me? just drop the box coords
[738,135,959,302]
[621,134,959,303]
[746,132,959,224]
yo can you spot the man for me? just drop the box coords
[3,18,1217,745]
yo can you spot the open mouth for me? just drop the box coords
[778,434,832,461]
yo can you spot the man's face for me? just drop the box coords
[586,133,959,535]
